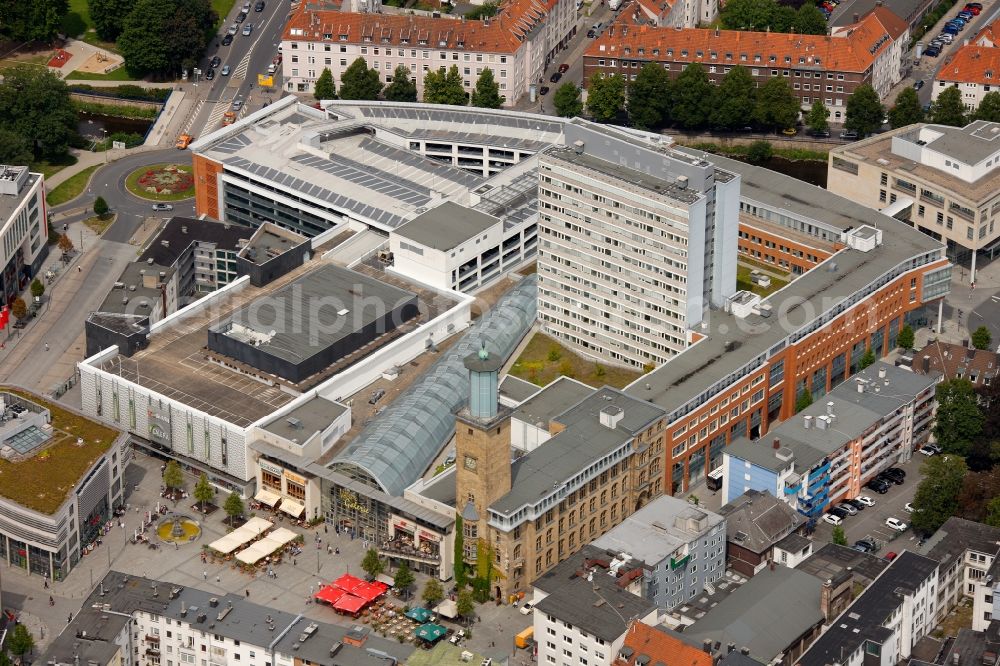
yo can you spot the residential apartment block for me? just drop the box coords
[933,45,1000,110]
[908,341,999,405]
[592,495,726,610]
[827,121,1000,280]
[42,571,413,666]
[537,122,740,368]
[798,551,940,666]
[719,489,807,577]
[583,8,909,120]
[721,362,937,517]
[280,0,577,106]
[0,165,48,306]
[920,517,1000,631]
[632,0,721,30]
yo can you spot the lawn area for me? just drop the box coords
[62,0,92,37]
[66,67,133,81]
[212,0,238,27]
[737,264,787,297]
[0,389,119,515]
[509,332,642,389]
[30,154,79,180]
[47,164,100,206]
[84,213,117,235]
[739,254,792,277]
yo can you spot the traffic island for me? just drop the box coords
[125,163,195,201]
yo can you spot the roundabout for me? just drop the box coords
[125,163,195,201]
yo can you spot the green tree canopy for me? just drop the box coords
[972,326,992,350]
[793,4,828,34]
[831,525,847,545]
[470,68,505,108]
[163,460,184,491]
[931,86,967,126]
[888,87,924,128]
[0,129,33,166]
[794,389,813,413]
[858,348,876,369]
[747,140,773,163]
[423,65,468,105]
[118,0,216,78]
[393,561,415,598]
[361,548,384,578]
[339,58,383,100]
[720,0,789,30]
[0,0,68,42]
[628,63,672,130]
[0,65,78,159]
[896,324,914,350]
[553,82,583,118]
[194,472,213,509]
[974,91,1000,121]
[911,454,967,535]
[7,624,34,658]
[94,195,110,218]
[987,497,1000,528]
[456,589,476,624]
[586,73,626,123]
[671,63,714,129]
[933,378,985,455]
[313,67,337,100]
[422,577,444,607]
[805,100,830,134]
[844,84,884,138]
[753,77,799,130]
[710,65,755,130]
[383,66,417,102]
[223,491,244,521]
[89,0,134,41]
[30,278,45,299]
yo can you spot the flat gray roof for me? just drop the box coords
[99,261,175,315]
[592,495,724,567]
[260,394,348,444]
[492,388,666,515]
[213,263,416,366]
[511,376,594,428]
[0,170,37,224]
[239,224,306,264]
[627,150,945,417]
[393,201,500,252]
[681,567,824,663]
[726,362,938,472]
[499,375,542,403]
[918,121,1000,166]
[271,622,413,665]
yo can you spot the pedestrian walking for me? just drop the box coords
[203,571,207,580]
[44,580,49,589]
[327,545,332,554]
[216,575,221,583]
[45,343,49,351]
[245,589,250,597]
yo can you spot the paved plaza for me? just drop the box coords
[2,451,530,663]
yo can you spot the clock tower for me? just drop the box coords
[454,342,512,567]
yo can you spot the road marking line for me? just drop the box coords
[204,99,231,128]
[234,50,252,79]
[181,99,205,135]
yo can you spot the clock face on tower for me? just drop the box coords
[464,455,478,471]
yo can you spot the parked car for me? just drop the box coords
[840,130,859,140]
[235,11,247,22]
[232,99,243,111]
[885,517,908,531]
[830,506,851,520]
[152,203,174,211]
[242,22,253,35]
[210,55,221,68]
[558,63,570,73]
[221,64,231,75]
[939,33,954,42]
[885,467,906,481]
[866,478,890,493]
[255,0,265,10]
[809,129,831,137]
[227,22,238,34]
[846,498,868,511]
[919,444,942,456]
[853,539,878,553]
[914,79,925,90]
[904,502,915,513]
[549,71,562,83]
[222,34,233,46]
[836,502,858,516]
[587,29,596,37]
[782,127,798,136]
[205,68,215,80]
[924,47,942,57]
[854,496,875,507]
[519,602,534,615]
[539,86,550,95]
[884,551,898,561]
[823,513,844,526]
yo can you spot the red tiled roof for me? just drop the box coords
[283,0,547,53]
[614,622,714,666]
[974,18,1000,45]
[584,9,904,74]
[936,44,1000,85]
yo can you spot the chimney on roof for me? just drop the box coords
[703,640,713,654]
[954,653,961,666]
[854,12,860,22]
[728,644,736,654]
[772,437,780,449]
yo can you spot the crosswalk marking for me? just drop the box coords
[204,100,231,129]
[181,99,204,135]
[234,50,252,80]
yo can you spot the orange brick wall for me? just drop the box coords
[737,221,838,275]
[659,258,949,494]
[193,154,222,220]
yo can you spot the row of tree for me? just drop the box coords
[719,0,828,34]
[0,0,68,43]
[313,60,506,109]
[109,0,217,78]
[161,461,247,522]
[359,549,478,623]
[890,85,1000,128]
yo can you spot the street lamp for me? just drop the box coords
[101,128,109,163]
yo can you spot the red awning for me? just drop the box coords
[332,573,366,594]
[314,585,346,605]
[332,594,367,614]
[352,580,388,603]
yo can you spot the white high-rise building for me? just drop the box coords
[536,123,740,368]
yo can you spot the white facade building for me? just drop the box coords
[0,165,48,304]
